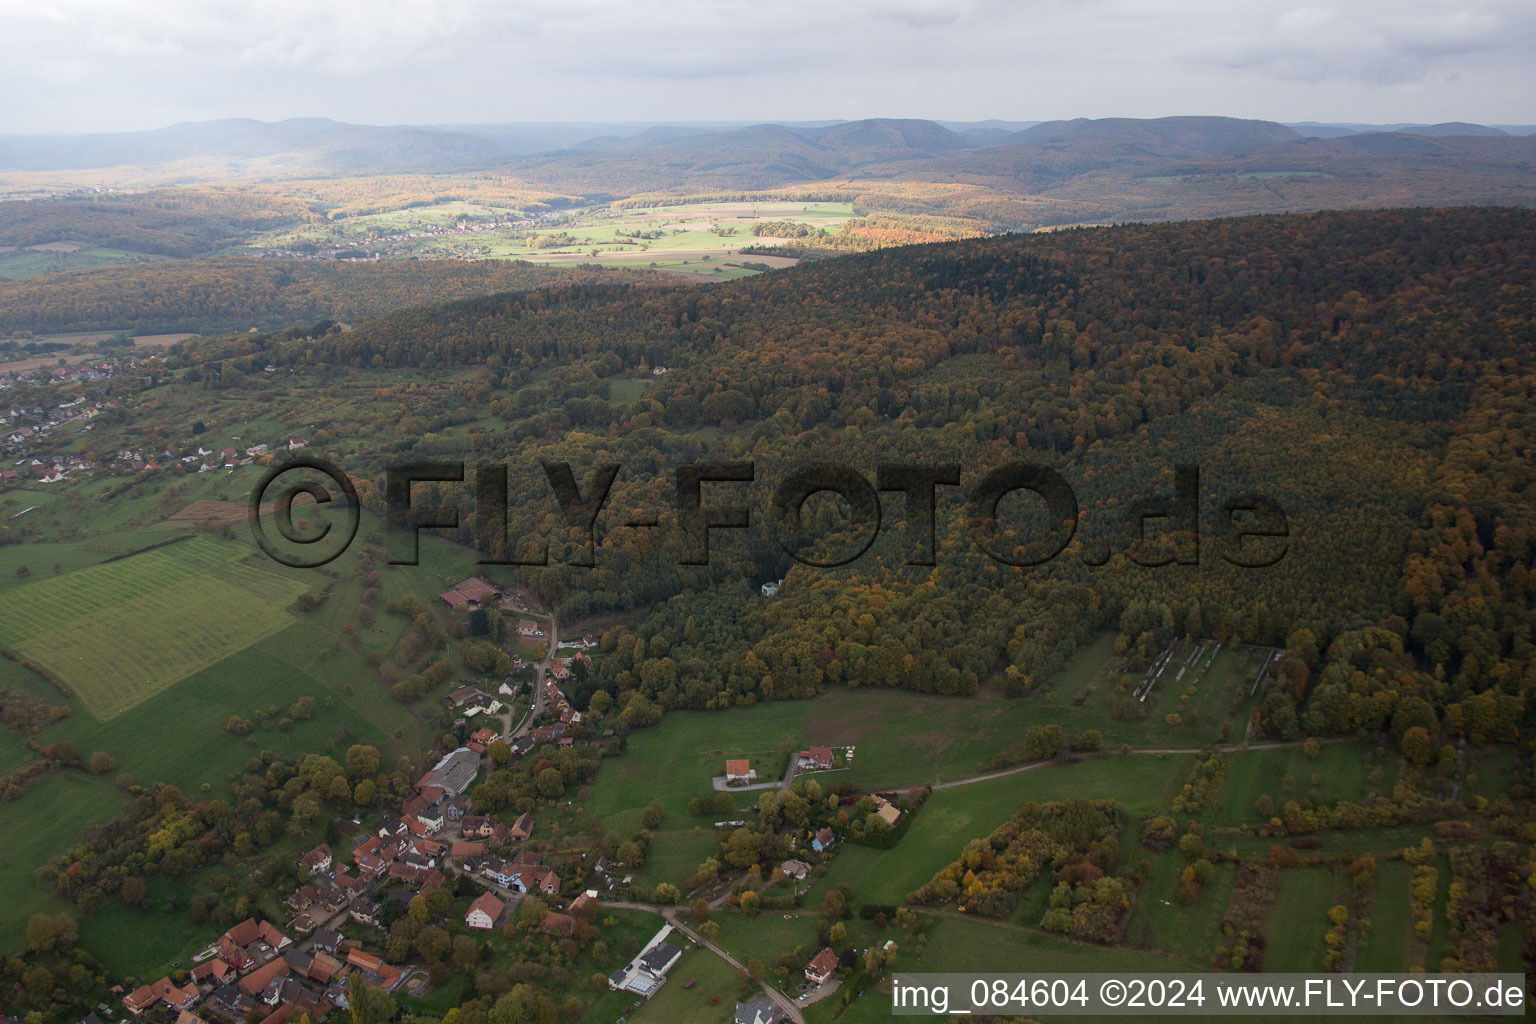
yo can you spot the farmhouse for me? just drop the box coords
[798,746,834,770]
[122,978,198,1016]
[216,918,290,970]
[804,947,839,985]
[873,795,902,827]
[466,892,504,930]
[444,684,480,707]
[779,859,812,881]
[236,957,290,998]
[453,577,500,603]
[725,759,753,782]
[298,844,332,872]
[507,810,534,840]
[517,618,541,637]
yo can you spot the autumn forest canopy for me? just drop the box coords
[166,206,1536,751]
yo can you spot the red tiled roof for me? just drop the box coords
[237,958,290,997]
[467,892,504,923]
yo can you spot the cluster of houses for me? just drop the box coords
[0,358,133,395]
[1,397,111,485]
[116,916,403,1024]
[462,846,560,902]
[183,436,307,475]
[2,423,310,490]
[526,654,586,746]
[253,211,565,264]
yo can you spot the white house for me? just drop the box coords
[466,892,503,930]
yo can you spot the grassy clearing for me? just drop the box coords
[0,245,165,279]
[0,530,182,588]
[77,873,223,979]
[805,753,1192,909]
[1123,853,1238,963]
[1263,867,1339,971]
[1203,741,1391,829]
[0,770,130,953]
[1357,859,1411,972]
[607,377,651,403]
[711,912,816,972]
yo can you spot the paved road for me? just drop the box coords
[497,606,559,741]
[666,910,809,1024]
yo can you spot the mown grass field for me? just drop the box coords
[1263,867,1339,971]
[1356,859,1412,972]
[0,535,308,719]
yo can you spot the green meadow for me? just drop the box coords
[0,771,131,952]
[0,535,308,719]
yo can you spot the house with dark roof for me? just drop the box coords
[735,996,777,1024]
[639,941,683,977]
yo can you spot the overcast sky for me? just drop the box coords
[3,0,1533,134]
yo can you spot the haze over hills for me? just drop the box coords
[2,112,1534,273]
[3,114,1534,181]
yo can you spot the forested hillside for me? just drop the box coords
[0,258,654,335]
[175,207,1536,748]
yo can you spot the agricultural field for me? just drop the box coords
[0,535,309,719]
[244,199,851,277]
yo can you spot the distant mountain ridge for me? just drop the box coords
[2,114,1530,180]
